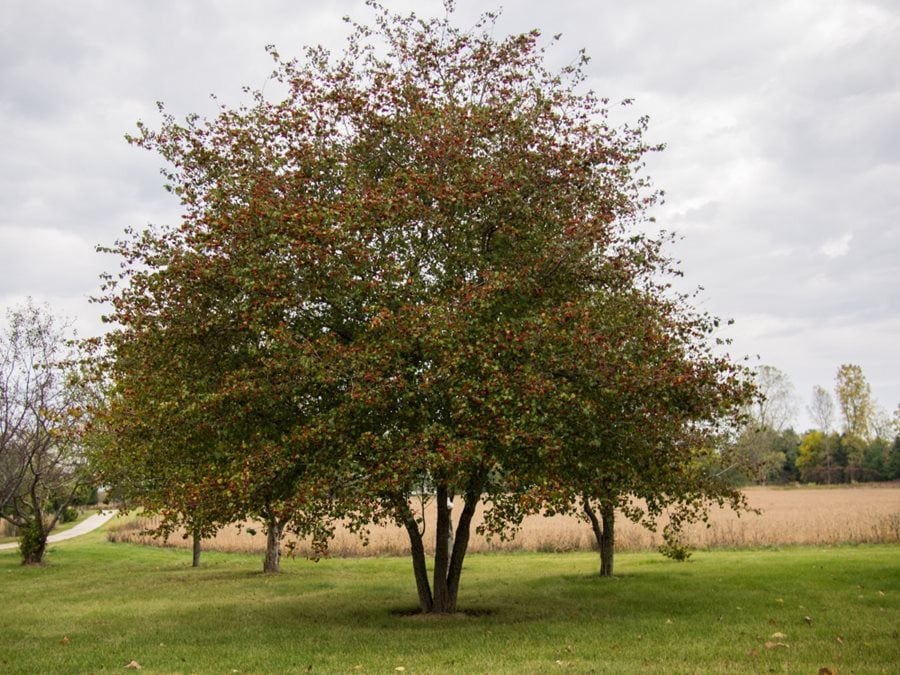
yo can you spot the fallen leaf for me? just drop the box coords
[817,668,836,675]
[125,661,142,670]
[60,636,70,646]
[394,668,405,672]
[770,632,787,639]
[877,590,885,597]
[804,616,813,625]
[764,641,790,650]
[836,636,844,645]
[665,619,673,625]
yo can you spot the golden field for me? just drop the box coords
[108,483,900,557]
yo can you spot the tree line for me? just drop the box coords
[724,364,899,486]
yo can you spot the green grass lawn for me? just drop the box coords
[1,529,897,674]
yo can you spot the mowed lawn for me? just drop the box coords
[1,529,897,674]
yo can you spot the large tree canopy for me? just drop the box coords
[92,2,753,612]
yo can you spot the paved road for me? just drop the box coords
[0,510,118,551]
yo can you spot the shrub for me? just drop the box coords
[60,506,79,523]
[18,521,45,564]
[658,541,692,562]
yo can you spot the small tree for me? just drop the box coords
[533,289,754,576]
[0,301,90,564]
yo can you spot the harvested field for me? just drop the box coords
[108,483,900,557]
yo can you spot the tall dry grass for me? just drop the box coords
[107,483,900,558]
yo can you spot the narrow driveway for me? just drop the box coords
[0,510,117,551]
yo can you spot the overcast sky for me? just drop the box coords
[2,0,898,431]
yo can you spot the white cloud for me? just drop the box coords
[820,233,853,259]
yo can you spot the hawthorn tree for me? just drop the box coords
[533,287,754,575]
[89,196,340,572]
[94,2,753,611]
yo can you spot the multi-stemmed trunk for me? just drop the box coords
[401,480,480,614]
[583,495,616,577]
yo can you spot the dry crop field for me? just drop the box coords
[108,483,900,557]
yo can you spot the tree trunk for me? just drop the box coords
[444,488,478,612]
[192,530,201,568]
[598,502,615,577]
[399,484,480,614]
[263,515,282,574]
[401,505,433,613]
[583,495,616,577]
[431,483,480,614]
[431,483,453,613]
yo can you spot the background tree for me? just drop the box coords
[870,405,896,443]
[723,366,799,485]
[796,430,839,483]
[0,301,91,564]
[889,435,900,480]
[807,384,835,433]
[750,365,797,432]
[834,364,874,441]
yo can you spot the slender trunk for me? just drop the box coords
[401,503,433,613]
[431,483,452,613]
[599,502,615,577]
[583,495,616,577]
[444,489,478,612]
[192,530,201,568]
[583,497,603,562]
[263,515,282,574]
